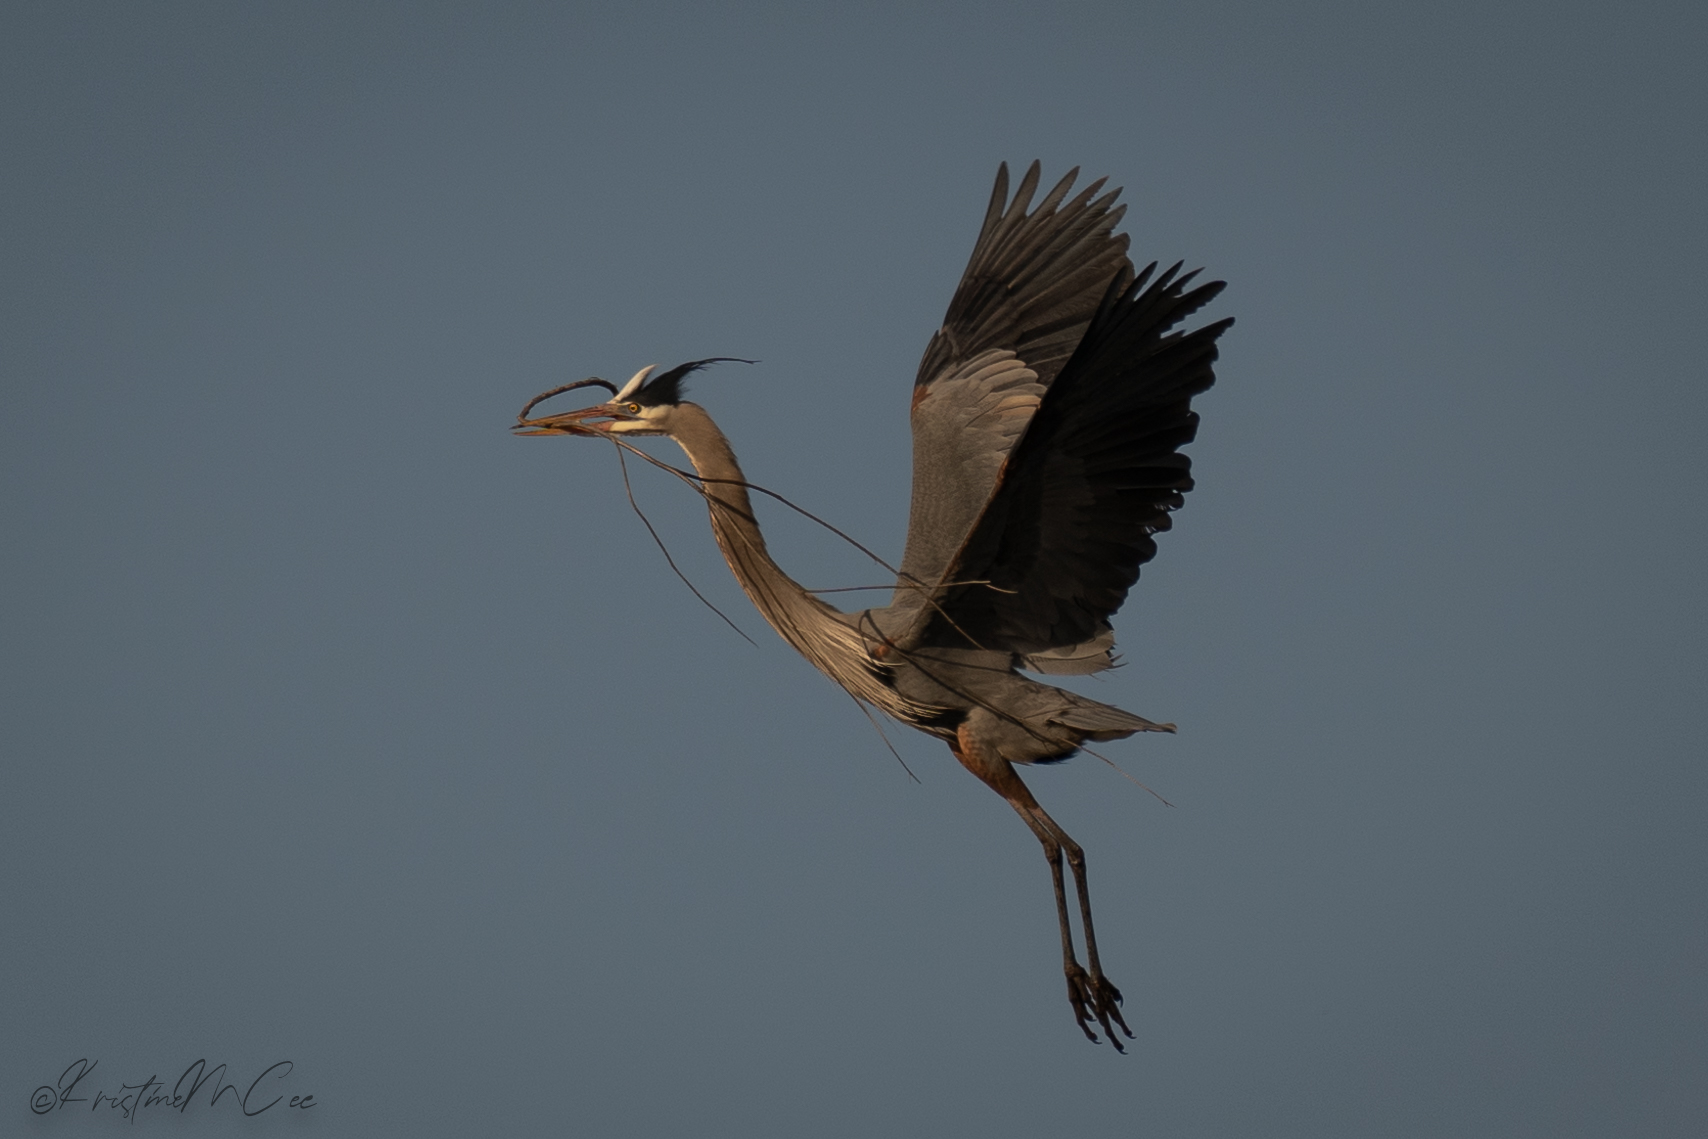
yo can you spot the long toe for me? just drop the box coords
[1064,964,1107,1046]
[1091,974,1134,1049]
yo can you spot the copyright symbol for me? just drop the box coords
[30,1085,57,1114]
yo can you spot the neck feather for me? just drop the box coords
[660,403,898,710]
[663,403,816,618]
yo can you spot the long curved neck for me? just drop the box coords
[658,402,917,717]
[661,402,841,647]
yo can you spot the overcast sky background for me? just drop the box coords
[4,3,1705,1136]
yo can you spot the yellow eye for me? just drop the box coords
[627,403,641,414]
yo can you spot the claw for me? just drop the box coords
[1065,963,1134,1051]
[1065,965,1103,1044]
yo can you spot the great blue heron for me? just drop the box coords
[515,162,1231,1049]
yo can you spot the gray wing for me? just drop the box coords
[892,163,1133,614]
[903,263,1233,673]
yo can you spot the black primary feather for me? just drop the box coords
[915,264,1234,657]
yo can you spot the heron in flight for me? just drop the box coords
[515,162,1231,1049]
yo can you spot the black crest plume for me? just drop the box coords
[633,357,757,407]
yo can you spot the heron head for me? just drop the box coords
[513,358,752,438]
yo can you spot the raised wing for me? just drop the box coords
[903,262,1232,670]
[893,163,1132,604]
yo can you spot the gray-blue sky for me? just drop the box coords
[4,2,1704,1135]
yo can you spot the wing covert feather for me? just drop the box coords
[895,163,1134,604]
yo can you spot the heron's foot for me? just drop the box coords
[1065,962,1134,1052]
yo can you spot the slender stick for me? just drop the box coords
[597,436,992,650]
[844,693,921,783]
[613,442,756,647]
[517,378,618,421]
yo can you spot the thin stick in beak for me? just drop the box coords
[514,377,629,435]
[516,377,618,421]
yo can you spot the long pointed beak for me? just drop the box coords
[512,404,624,436]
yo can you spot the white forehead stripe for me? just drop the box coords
[613,364,657,402]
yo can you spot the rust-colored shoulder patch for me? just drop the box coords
[911,383,932,413]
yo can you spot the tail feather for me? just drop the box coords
[1050,691,1175,739]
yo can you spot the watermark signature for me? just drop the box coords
[31,1058,315,1121]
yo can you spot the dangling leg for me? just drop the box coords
[950,725,1134,1050]
[1059,821,1132,1044]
